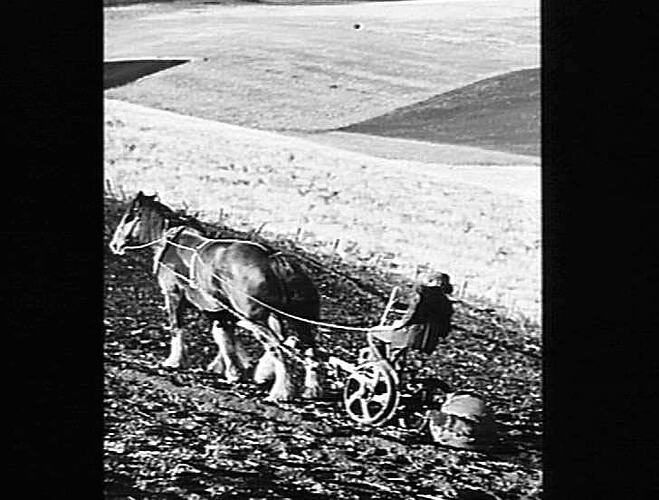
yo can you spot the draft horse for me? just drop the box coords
[109,191,323,401]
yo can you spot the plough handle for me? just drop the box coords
[378,286,400,326]
[327,356,356,373]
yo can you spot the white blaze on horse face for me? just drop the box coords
[109,213,138,255]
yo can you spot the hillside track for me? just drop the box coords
[104,198,541,499]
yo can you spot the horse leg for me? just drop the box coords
[302,347,325,400]
[253,348,275,385]
[267,314,284,341]
[253,314,281,384]
[237,318,300,402]
[161,291,188,368]
[266,316,299,400]
[206,320,226,375]
[266,336,303,403]
[287,318,324,399]
[262,319,323,399]
[207,321,247,383]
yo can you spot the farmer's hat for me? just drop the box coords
[419,272,453,294]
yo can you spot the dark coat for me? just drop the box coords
[397,285,453,354]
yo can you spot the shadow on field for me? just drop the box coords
[339,68,540,156]
[104,60,189,90]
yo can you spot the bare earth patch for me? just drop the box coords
[104,2,541,497]
[104,198,542,499]
[105,99,540,322]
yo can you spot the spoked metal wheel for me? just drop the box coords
[343,360,399,426]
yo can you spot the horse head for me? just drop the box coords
[109,190,171,254]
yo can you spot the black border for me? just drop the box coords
[5,1,657,498]
[543,1,656,498]
[5,1,104,497]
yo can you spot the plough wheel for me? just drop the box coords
[343,360,399,426]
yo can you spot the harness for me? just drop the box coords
[152,225,188,274]
[123,226,375,333]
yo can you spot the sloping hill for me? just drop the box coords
[105,1,539,134]
[105,99,541,321]
[104,197,542,499]
[104,59,189,90]
[339,68,540,157]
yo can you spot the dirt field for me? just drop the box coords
[104,198,541,499]
[104,1,541,497]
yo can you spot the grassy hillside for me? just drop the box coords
[104,1,539,133]
[104,59,189,89]
[104,1,378,5]
[340,68,540,156]
[105,99,540,322]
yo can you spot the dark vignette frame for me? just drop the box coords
[3,1,656,498]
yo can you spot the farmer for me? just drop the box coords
[368,273,454,365]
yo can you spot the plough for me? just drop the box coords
[324,287,453,432]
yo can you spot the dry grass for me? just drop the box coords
[104,0,541,322]
[297,131,541,166]
[105,99,540,323]
[104,0,540,132]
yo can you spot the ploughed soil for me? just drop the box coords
[104,198,542,499]
[340,69,540,157]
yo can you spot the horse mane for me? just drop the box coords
[169,210,207,235]
[138,194,285,253]
[143,197,207,235]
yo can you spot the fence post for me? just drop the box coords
[330,238,341,258]
[105,178,114,197]
[253,222,267,238]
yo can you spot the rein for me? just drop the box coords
[120,238,167,251]
[121,226,375,333]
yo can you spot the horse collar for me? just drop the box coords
[152,225,190,274]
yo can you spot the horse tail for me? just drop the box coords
[268,252,320,347]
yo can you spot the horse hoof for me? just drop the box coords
[265,394,293,403]
[302,386,324,400]
[162,356,188,369]
[224,371,244,384]
[206,361,224,374]
[254,375,273,385]
[266,389,296,403]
